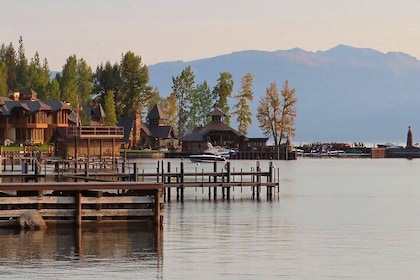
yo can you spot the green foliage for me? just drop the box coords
[160,92,178,133]
[233,73,254,135]
[56,55,78,106]
[0,62,7,96]
[3,42,17,91]
[56,55,93,111]
[45,78,61,100]
[16,36,28,90]
[104,90,117,126]
[26,51,51,99]
[119,51,151,118]
[212,72,233,125]
[92,61,120,102]
[172,66,195,138]
[189,81,213,130]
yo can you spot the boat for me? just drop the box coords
[203,142,235,158]
[189,153,227,163]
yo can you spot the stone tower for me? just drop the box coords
[406,126,413,148]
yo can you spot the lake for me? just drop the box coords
[1,158,420,279]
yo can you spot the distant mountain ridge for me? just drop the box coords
[149,45,420,143]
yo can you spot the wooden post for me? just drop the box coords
[213,161,217,200]
[226,161,231,200]
[180,161,184,202]
[96,191,102,221]
[84,163,89,182]
[133,162,138,181]
[167,161,171,202]
[256,161,261,201]
[154,189,163,229]
[268,161,273,200]
[75,191,82,226]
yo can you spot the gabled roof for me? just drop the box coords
[117,117,134,142]
[43,100,72,112]
[150,126,173,139]
[83,103,105,119]
[147,104,166,120]
[181,120,246,142]
[210,108,225,116]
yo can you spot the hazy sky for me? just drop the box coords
[2,0,420,70]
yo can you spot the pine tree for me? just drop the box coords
[233,73,254,135]
[172,66,195,138]
[104,90,117,126]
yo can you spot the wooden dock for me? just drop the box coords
[0,155,279,228]
[0,181,163,228]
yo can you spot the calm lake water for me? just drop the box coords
[1,158,420,279]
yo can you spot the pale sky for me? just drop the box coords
[2,0,420,70]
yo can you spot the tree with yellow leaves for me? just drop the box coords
[257,80,297,145]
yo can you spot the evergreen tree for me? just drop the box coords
[189,81,212,129]
[27,51,50,99]
[77,58,93,105]
[56,55,78,107]
[233,72,254,135]
[0,62,7,96]
[16,36,28,89]
[212,72,233,125]
[4,43,17,91]
[92,61,120,100]
[45,78,61,100]
[56,55,93,111]
[172,66,195,138]
[104,90,117,126]
[119,51,151,118]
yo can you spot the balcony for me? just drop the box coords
[65,126,124,139]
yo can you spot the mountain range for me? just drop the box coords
[147,45,420,144]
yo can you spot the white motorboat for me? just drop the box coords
[203,142,235,158]
[189,153,227,163]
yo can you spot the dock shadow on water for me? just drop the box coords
[0,224,162,278]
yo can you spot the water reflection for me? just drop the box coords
[0,224,162,263]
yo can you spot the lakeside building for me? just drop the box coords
[0,88,72,146]
[181,109,268,153]
[118,104,178,150]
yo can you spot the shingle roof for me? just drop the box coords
[181,120,246,142]
[147,104,166,120]
[150,126,173,139]
[43,100,72,112]
[117,117,134,142]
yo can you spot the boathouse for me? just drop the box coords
[54,126,124,160]
[181,109,247,153]
[181,109,270,154]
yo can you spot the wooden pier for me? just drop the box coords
[0,154,280,228]
[0,181,163,228]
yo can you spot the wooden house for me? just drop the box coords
[0,88,72,145]
[118,104,177,150]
